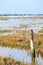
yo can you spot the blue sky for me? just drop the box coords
[0,0,43,14]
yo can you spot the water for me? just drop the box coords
[0,18,43,36]
[0,46,43,65]
[0,18,43,30]
[0,47,31,64]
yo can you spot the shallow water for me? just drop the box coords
[0,18,43,30]
[0,47,31,64]
[0,46,43,65]
[0,18,43,36]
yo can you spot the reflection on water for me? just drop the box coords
[0,46,43,65]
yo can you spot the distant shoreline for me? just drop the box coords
[0,14,43,16]
[0,14,43,20]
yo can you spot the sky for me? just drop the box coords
[0,0,43,14]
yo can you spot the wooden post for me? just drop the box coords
[31,29,33,41]
[31,29,35,62]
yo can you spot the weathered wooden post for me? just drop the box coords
[30,29,35,62]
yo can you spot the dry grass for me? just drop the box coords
[0,34,30,49]
[0,30,12,33]
[0,32,43,50]
[0,56,29,65]
[0,17,8,20]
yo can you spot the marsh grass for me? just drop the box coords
[0,56,31,65]
[0,32,43,50]
[0,34,30,49]
[39,29,43,33]
[0,30,12,33]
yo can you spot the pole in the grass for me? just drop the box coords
[30,29,35,61]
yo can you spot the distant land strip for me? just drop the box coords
[0,14,43,16]
[0,14,43,20]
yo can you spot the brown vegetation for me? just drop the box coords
[0,29,43,50]
[0,34,30,49]
[0,56,28,65]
